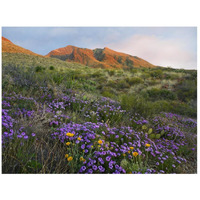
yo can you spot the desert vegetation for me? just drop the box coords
[2,53,197,174]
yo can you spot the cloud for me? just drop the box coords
[108,34,197,69]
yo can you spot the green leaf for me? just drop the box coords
[161,130,165,136]
[149,134,155,139]
[142,125,147,130]
[148,128,153,134]
[155,134,161,139]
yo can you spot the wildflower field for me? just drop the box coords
[2,53,197,174]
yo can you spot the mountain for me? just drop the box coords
[2,37,41,56]
[2,36,155,69]
[46,45,155,69]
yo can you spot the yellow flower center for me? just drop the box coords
[98,140,103,145]
[66,132,74,137]
[65,154,69,158]
[145,143,151,148]
[80,157,84,161]
[66,142,71,146]
[67,156,73,161]
[132,152,139,157]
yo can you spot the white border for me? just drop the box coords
[0,0,199,200]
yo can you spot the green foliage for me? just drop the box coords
[145,88,177,101]
[175,80,197,102]
[49,66,55,70]
[107,70,115,76]
[35,66,43,72]
[150,69,163,79]
[116,80,130,89]
[126,77,143,85]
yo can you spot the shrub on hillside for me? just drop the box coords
[49,66,55,70]
[116,79,130,89]
[35,66,43,72]
[175,80,197,102]
[150,69,163,79]
[126,77,144,85]
[146,88,177,101]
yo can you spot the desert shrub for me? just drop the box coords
[91,71,103,78]
[52,72,65,85]
[175,80,197,102]
[121,94,156,117]
[101,90,114,98]
[106,80,117,88]
[140,73,150,80]
[150,69,163,79]
[49,66,55,70]
[121,93,195,118]
[35,66,43,72]
[166,101,197,118]
[97,76,108,84]
[165,73,180,80]
[130,69,138,74]
[107,70,115,76]
[146,88,177,101]
[147,79,158,86]
[126,77,143,85]
[116,80,130,89]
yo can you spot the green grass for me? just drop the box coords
[2,52,197,119]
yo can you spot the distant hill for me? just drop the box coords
[2,37,41,56]
[46,45,155,69]
[2,36,155,69]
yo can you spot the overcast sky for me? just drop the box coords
[2,27,197,69]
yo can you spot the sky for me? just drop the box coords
[2,27,197,69]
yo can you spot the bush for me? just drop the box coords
[107,70,115,76]
[126,77,143,85]
[116,80,130,89]
[175,80,197,102]
[146,88,177,101]
[49,66,55,70]
[106,80,117,88]
[35,66,43,72]
[150,69,163,79]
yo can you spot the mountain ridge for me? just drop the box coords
[2,36,155,69]
[2,36,41,56]
[46,45,155,69]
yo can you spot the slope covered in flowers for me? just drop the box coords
[2,90,197,174]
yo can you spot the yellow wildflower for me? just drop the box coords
[66,142,71,146]
[66,132,74,137]
[98,140,103,145]
[128,151,130,154]
[132,152,139,157]
[65,154,69,158]
[83,159,86,162]
[98,145,101,148]
[130,147,134,150]
[67,156,73,161]
[80,157,84,161]
[145,143,151,148]
[91,146,94,148]
[123,153,126,157]
[77,137,81,141]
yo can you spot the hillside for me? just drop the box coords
[46,45,155,69]
[2,37,41,56]
[2,51,197,174]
